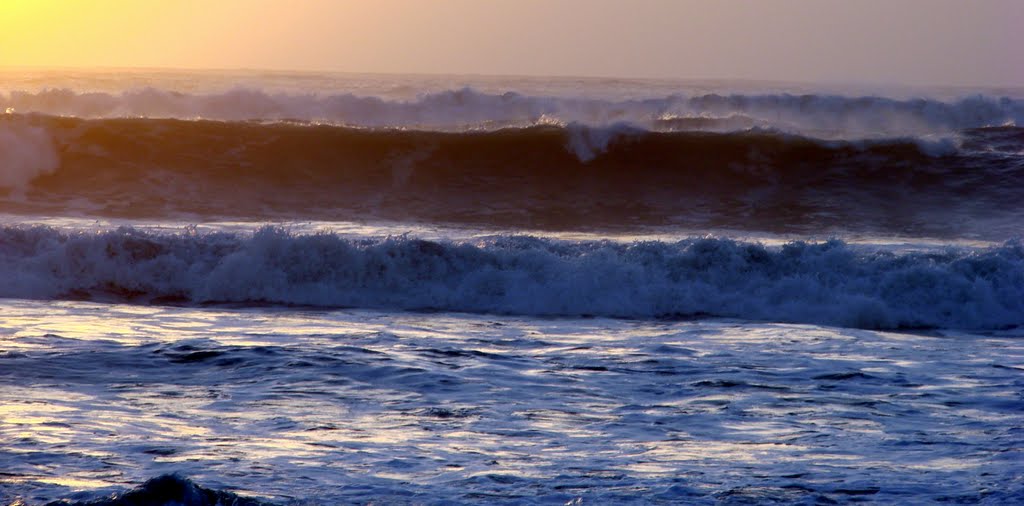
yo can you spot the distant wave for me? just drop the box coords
[1,225,1021,330]
[3,87,1021,135]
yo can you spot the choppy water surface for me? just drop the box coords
[2,300,1021,504]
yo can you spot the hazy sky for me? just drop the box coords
[2,0,1021,86]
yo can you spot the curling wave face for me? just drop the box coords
[1,225,1021,330]
[1,113,1022,238]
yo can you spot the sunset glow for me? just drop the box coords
[2,0,1022,86]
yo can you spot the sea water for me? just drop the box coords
[1,70,1022,504]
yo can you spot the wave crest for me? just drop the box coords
[3,87,1021,136]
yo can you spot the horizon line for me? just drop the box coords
[2,64,1022,91]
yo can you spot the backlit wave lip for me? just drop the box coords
[1,225,1021,331]
[2,87,1021,135]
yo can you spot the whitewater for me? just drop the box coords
[1,70,1022,505]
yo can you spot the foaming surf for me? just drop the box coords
[1,225,1021,330]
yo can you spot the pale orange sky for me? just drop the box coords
[1,0,1022,86]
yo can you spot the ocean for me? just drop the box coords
[1,70,1022,505]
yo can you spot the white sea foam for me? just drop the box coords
[2,300,1022,504]
[1,87,1020,137]
[1,226,1020,330]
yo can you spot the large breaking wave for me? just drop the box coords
[2,86,1022,237]
[1,225,1021,330]
[2,113,1021,237]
